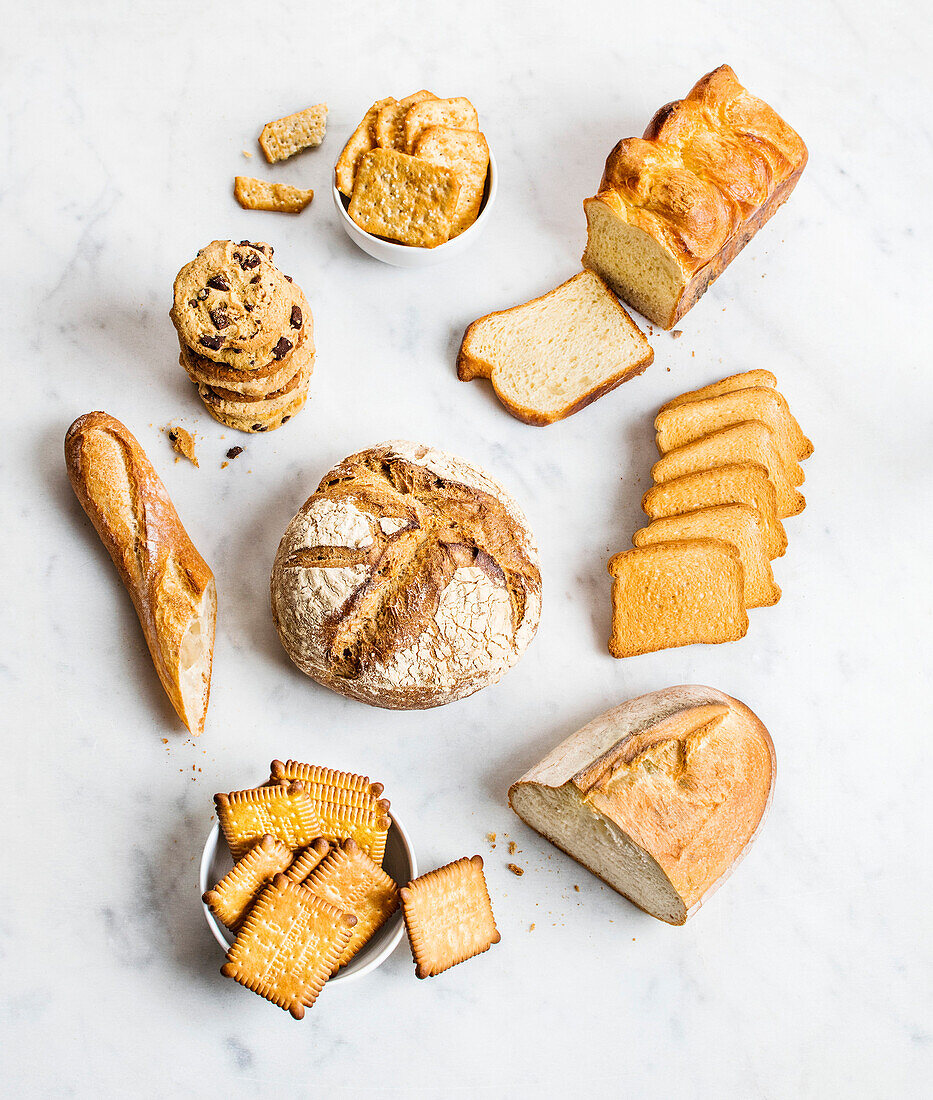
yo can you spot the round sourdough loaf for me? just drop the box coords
[270,440,542,709]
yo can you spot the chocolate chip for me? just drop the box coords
[209,308,229,329]
[188,298,198,308]
[206,274,229,292]
[283,274,293,283]
[237,251,260,270]
[244,303,253,312]
[199,334,224,351]
[290,305,302,329]
[271,337,293,360]
[281,415,290,424]
[250,275,260,284]
[168,429,178,442]
[252,423,266,432]
[196,288,210,300]
[226,446,243,459]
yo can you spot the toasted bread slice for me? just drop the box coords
[651,421,805,518]
[633,504,780,608]
[655,387,811,485]
[659,370,777,412]
[642,463,787,559]
[457,271,654,425]
[607,539,748,658]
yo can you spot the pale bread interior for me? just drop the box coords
[509,781,686,924]
[461,271,651,422]
[177,580,216,734]
[583,200,683,329]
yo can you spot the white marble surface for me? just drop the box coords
[3,1,930,1096]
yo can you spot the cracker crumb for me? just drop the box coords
[166,425,198,466]
[507,863,524,876]
[529,923,535,932]
[243,150,253,158]
[671,329,683,339]
[508,841,517,855]
[486,833,496,843]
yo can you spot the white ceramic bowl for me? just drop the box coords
[332,150,498,267]
[200,811,417,984]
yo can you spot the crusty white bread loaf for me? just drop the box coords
[457,271,654,425]
[607,539,748,657]
[508,686,775,924]
[633,503,780,608]
[642,463,787,560]
[582,65,807,329]
[65,412,216,734]
[655,387,812,483]
[651,421,805,518]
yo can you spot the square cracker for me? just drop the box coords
[400,855,500,978]
[214,781,322,860]
[348,149,460,248]
[374,90,435,151]
[234,176,313,214]
[304,839,399,967]
[203,834,294,931]
[414,126,489,236]
[335,97,396,196]
[284,838,334,884]
[259,103,328,163]
[403,96,479,153]
[221,874,356,1018]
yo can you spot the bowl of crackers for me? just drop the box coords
[200,761,417,990]
[332,90,497,267]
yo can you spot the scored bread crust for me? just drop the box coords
[582,65,808,329]
[456,271,654,426]
[508,686,776,924]
[64,412,216,734]
[270,440,542,709]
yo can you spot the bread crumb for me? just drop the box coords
[507,863,524,876]
[166,425,198,466]
[243,150,253,158]
[508,841,517,855]
[671,329,683,339]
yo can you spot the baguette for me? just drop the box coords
[64,412,216,734]
[508,686,775,924]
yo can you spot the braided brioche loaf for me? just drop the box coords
[582,65,807,329]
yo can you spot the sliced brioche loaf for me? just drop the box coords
[633,504,780,608]
[651,421,805,518]
[457,271,654,425]
[642,463,787,559]
[607,539,748,658]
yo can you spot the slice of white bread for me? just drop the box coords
[655,387,812,485]
[457,271,654,425]
[633,504,780,608]
[659,369,776,411]
[642,463,787,560]
[508,686,775,924]
[651,421,805,518]
[607,539,748,658]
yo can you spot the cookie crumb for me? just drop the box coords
[508,841,517,855]
[671,329,683,339]
[574,884,580,892]
[529,923,535,932]
[486,832,496,844]
[166,425,198,466]
[221,461,229,469]
[226,446,244,460]
[507,863,524,876]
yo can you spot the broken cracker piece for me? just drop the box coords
[214,781,322,859]
[235,176,313,214]
[400,855,500,979]
[221,874,355,1018]
[167,425,198,466]
[259,104,328,163]
[202,834,293,931]
[348,149,460,248]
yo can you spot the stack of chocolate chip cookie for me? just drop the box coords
[171,240,314,433]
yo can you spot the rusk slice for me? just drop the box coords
[303,839,399,967]
[633,503,780,608]
[607,540,748,658]
[659,370,777,411]
[642,463,787,559]
[221,874,356,1018]
[202,834,293,931]
[400,855,500,978]
[651,421,805,518]
[457,271,654,425]
[655,387,811,481]
[214,782,322,860]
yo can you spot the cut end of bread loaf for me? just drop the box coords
[457,271,653,425]
[175,580,216,735]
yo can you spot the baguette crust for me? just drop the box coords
[64,412,216,733]
[509,686,775,923]
[583,65,807,328]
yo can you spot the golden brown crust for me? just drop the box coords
[64,412,216,734]
[584,65,807,328]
